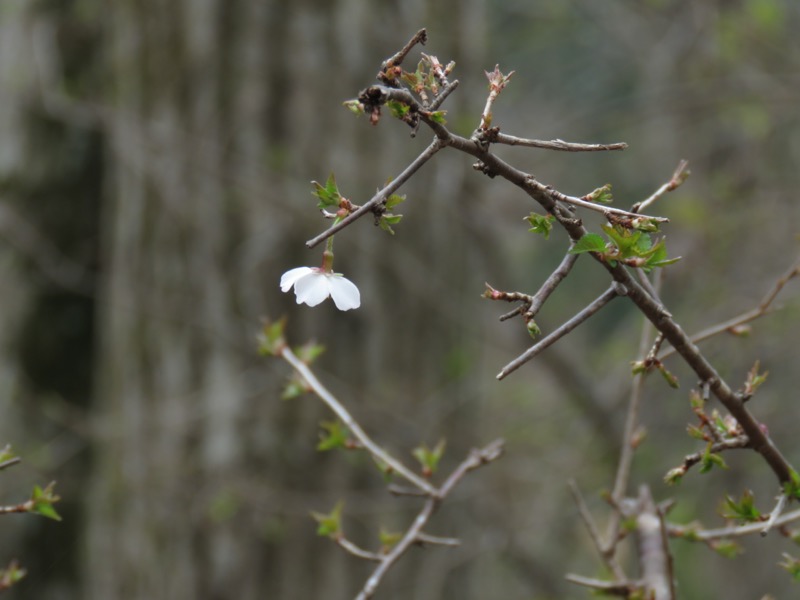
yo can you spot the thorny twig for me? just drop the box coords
[497,285,621,379]
[659,257,800,361]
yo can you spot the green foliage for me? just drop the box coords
[525,212,555,239]
[311,501,344,538]
[343,99,365,115]
[427,111,447,124]
[699,443,728,474]
[710,539,743,559]
[412,440,446,477]
[569,233,606,255]
[379,528,402,552]
[379,192,406,235]
[583,183,613,204]
[780,553,800,581]
[744,360,768,396]
[0,561,26,591]
[30,482,62,521]
[379,214,403,235]
[664,466,687,486]
[295,341,325,364]
[281,374,308,400]
[0,445,16,464]
[387,100,410,120]
[317,420,350,451]
[720,490,761,524]
[258,318,287,356]
[311,173,343,209]
[570,225,680,271]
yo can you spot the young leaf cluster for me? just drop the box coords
[570,225,679,273]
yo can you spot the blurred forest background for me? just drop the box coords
[0,0,799,598]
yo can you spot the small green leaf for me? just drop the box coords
[524,212,555,239]
[343,100,365,115]
[281,375,308,400]
[379,528,402,551]
[385,193,406,210]
[412,440,446,476]
[317,421,349,452]
[711,539,743,559]
[686,424,706,440]
[311,501,343,538]
[699,444,728,474]
[387,100,410,120]
[378,214,403,235]
[428,110,447,124]
[569,233,606,255]
[721,489,762,523]
[295,341,325,364]
[526,319,541,339]
[780,553,800,581]
[258,318,287,356]
[0,444,16,463]
[583,184,613,204]
[311,173,342,209]
[664,466,686,485]
[31,482,61,521]
[657,362,680,388]
[0,560,26,590]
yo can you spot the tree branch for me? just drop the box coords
[493,132,628,152]
[280,346,436,494]
[497,285,621,380]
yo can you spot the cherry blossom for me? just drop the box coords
[280,267,360,311]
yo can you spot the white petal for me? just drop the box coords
[328,275,361,311]
[294,272,331,307]
[280,267,314,292]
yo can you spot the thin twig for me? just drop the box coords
[659,258,800,361]
[280,346,436,494]
[494,133,628,152]
[306,138,444,248]
[0,457,21,472]
[497,285,619,380]
[356,439,504,600]
[564,573,637,595]
[668,507,800,541]
[380,28,427,72]
[761,492,790,537]
[527,251,579,318]
[336,537,383,562]
[604,283,658,554]
[525,178,669,225]
[415,532,461,547]
[632,160,690,214]
[568,480,627,581]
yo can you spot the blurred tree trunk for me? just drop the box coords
[86,2,487,599]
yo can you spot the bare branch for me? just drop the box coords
[380,28,427,74]
[280,346,436,494]
[493,132,628,152]
[659,257,800,361]
[632,160,690,214]
[0,457,21,472]
[336,537,383,562]
[568,480,627,581]
[497,285,620,380]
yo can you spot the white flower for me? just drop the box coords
[280,267,361,311]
